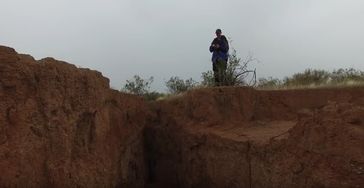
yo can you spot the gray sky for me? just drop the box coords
[1,0,364,91]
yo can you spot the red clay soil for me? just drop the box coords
[0,46,149,187]
[146,87,364,188]
[1,45,364,188]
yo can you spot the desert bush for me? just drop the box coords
[257,68,364,89]
[331,68,364,84]
[122,75,166,101]
[283,69,330,87]
[225,50,257,86]
[166,76,198,94]
[257,77,282,88]
[122,75,153,95]
[201,49,257,87]
[143,91,166,101]
[200,71,215,87]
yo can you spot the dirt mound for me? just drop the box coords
[0,46,149,187]
[249,101,364,188]
[146,87,364,187]
[1,45,364,188]
[260,102,364,187]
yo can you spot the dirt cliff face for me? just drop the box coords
[1,46,364,188]
[147,87,364,188]
[0,46,148,187]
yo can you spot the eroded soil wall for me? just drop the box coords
[146,87,364,188]
[0,46,149,187]
[1,46,364,188]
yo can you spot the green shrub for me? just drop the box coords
[166,76,198,94]
[143,91,166,101]
[331,68,364,84]
[257,77,282,88]
[200,71,215,87]
[122,75,153,95]
[201,49,257,87]
[257,68,364,89]
[283,69,330,87]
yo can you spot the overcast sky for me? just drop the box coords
[1,0,364,91]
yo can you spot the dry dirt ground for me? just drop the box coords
[1,46,364,188]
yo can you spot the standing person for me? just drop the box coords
[209,29,229,86]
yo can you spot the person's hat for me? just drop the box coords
[215,29,222,34]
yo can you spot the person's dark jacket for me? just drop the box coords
[209,35,229,63]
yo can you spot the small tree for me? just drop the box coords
[166,76,197,94]
[122,75,154,95]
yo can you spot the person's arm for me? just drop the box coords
[220,36,229,53]
[209,44,215,52]
[209,39,218,52]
